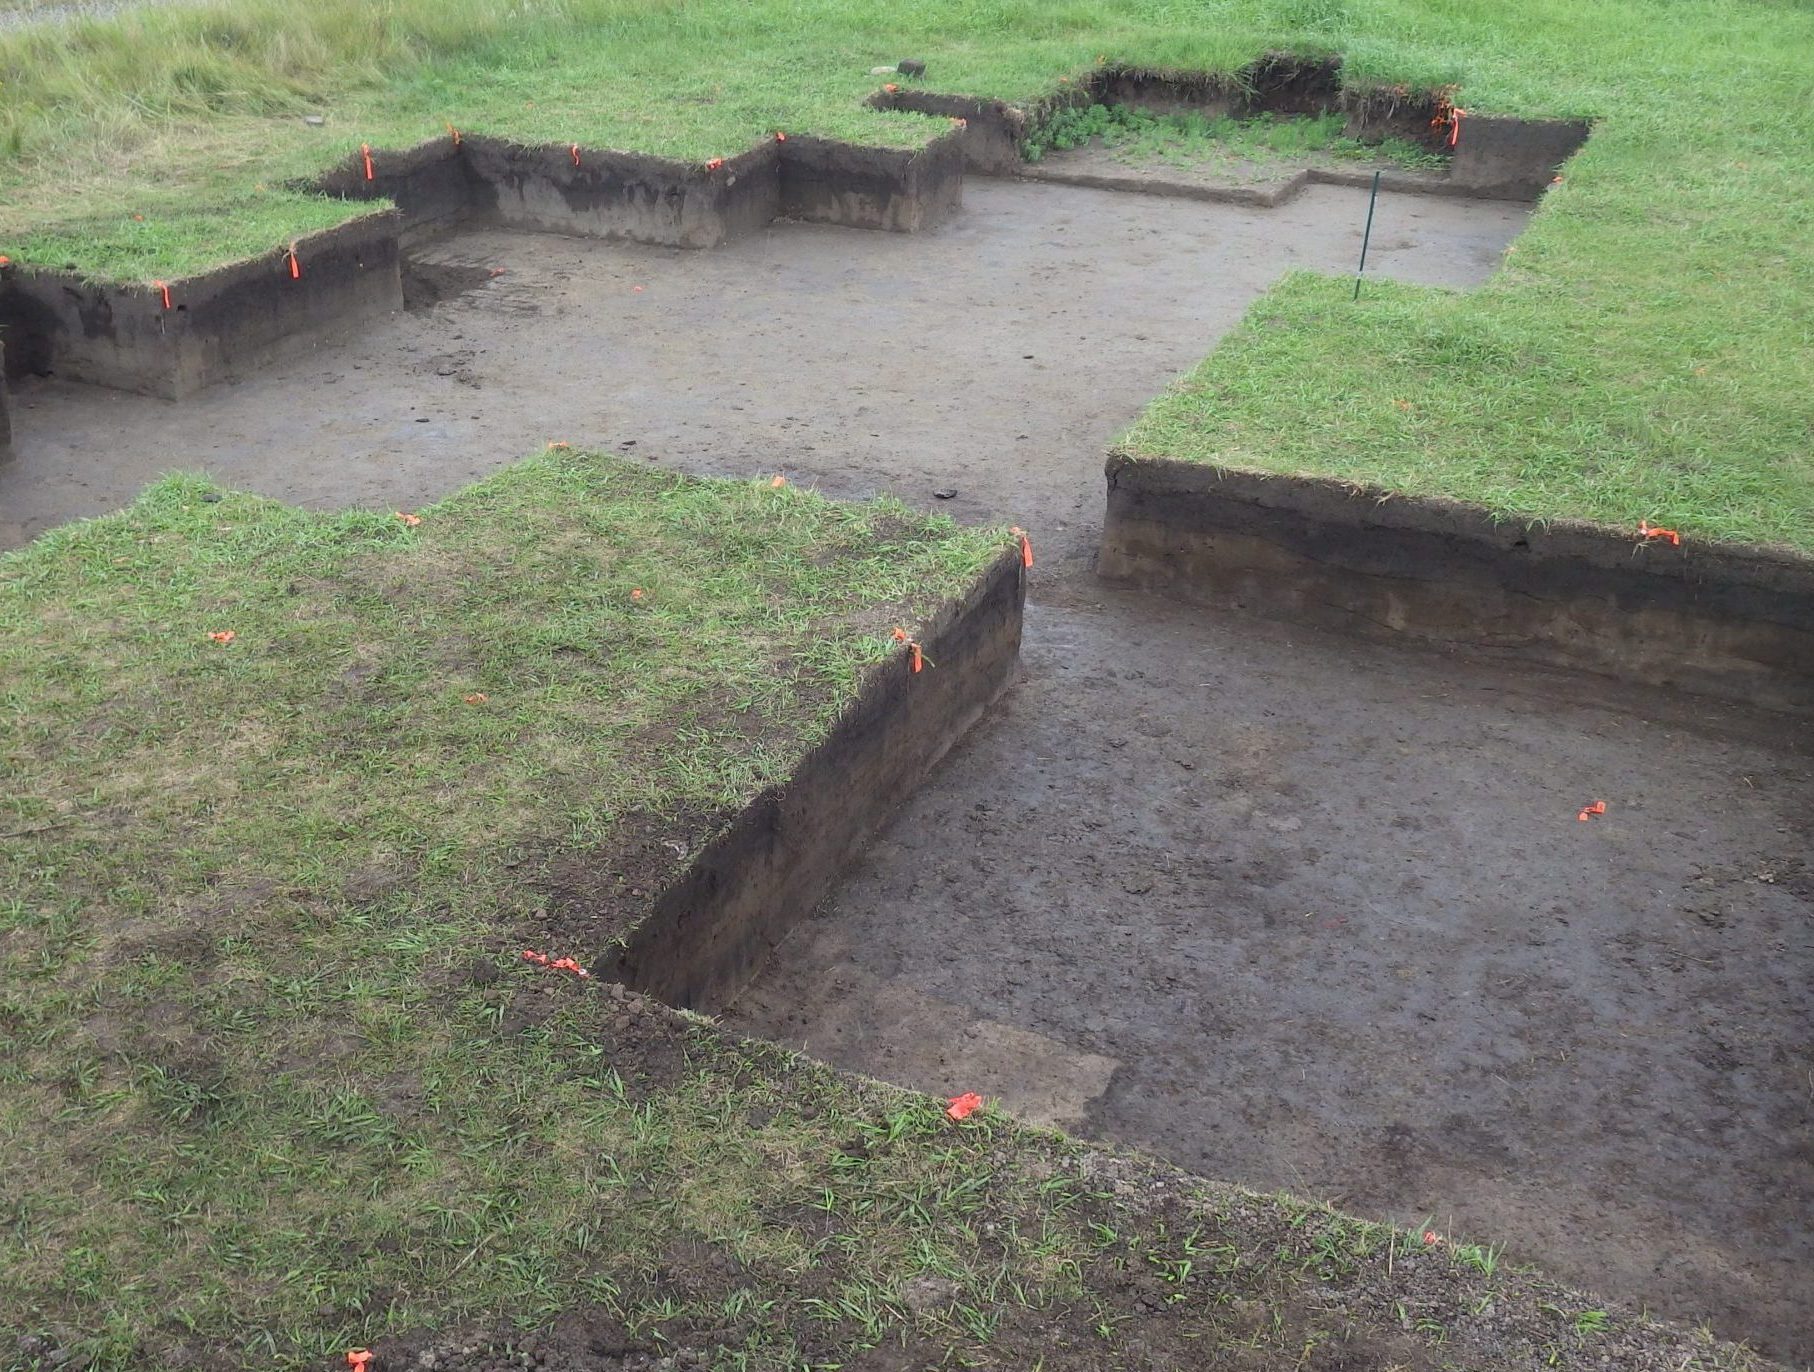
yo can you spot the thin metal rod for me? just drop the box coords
[1353,169,1382,301]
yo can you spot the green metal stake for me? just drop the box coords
[1353,169,1382,300]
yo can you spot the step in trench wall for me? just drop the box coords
[0,214,403,401]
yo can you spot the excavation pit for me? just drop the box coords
[2,173,1807,1364]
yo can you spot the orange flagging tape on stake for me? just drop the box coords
[892,627,926,674]
[946,1092,983,1121]
[1638,520,1682,546]
[571,143,581,166]
[522,948,591,978]
[153,280,171,310]
[286,242,301,279]
[1577,800,1607,822]
[1448,108,1463,148]
[361,143,375,181]
[1011,526,1034,568]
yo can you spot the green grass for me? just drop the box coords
[1023,104,1448,172]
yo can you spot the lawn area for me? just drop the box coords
[0,453,1769,1371]
[1,0,1811,550]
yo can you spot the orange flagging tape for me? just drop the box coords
[946,1092,983,1120]
[361,143,374,181]
[1638,520,1682,546]
[951,117,968,129]
[1449,109,1464,149]
[1011,526,1034,568]
[153,280,171,310]
[705,157,725,172]
[770,474,786,488]
[892,627,925,674]
[1422,1230,1442,1247]
[1577,800,1607,822]
[571,143,581,166]
[0,255,11,266]
[631,588,645,602]
[208,630,235,645]
[776,130,787,142]
[394,511,422,527]
[447,122,462,147]
[287,242,301,279]
[463,692,488,704]
[522,948,591,978]
[546,440,572,450]
[347,1352,375,1372]
[883,83,899,93]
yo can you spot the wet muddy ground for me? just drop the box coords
[4,177,1808,1362]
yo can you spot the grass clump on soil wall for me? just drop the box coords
[0,450,1772,1372]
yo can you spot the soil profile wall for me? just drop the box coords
[1099,456,1814,714]
[610,547,1027,1010]
[0,339,11,462]
[778,135,964,232]
[0,214,403,400]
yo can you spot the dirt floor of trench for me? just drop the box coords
[3,177,1809,1364]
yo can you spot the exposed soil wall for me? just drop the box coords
[0,214,403,400]
[463,138,780,249]
[869,91,1029,175]
[1099,455,1814,713]
[314,138,479,240]
[610,547,1026,1009]
[1450,115,1594,199]
[777,132,964,231]
[0,339,11,462]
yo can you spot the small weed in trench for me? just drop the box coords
[1023,103,1445,172]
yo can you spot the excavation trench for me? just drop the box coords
[2,173,1809,1364]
